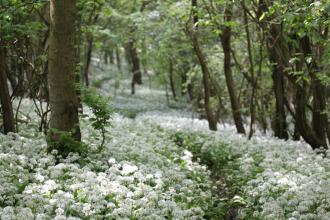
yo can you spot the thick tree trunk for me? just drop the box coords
[267,25,289,139]
[220,4,245,134]
[300,35,327,147]
[291,35,325,148]
[48,0,81,146]
[258,0,326,148]
[295,84,326,149]
[257,1,288,139]
[0,46,15,134]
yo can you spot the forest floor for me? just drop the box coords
[1,65,330,220]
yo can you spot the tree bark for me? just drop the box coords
[104,50,108,65]
[82,35,92,87]
[300,35,327,146]
[48,0,81,146]
[258,0,326,148]
[267,24,289,140]
[126,39,142,95]
[242,2,256,139]
[169,59,177,100]
[0,46,15,134]
[220,3,245,134]
[115,46,121,70]
[190,0,217,131]
[109,49,114,64]
[257,0,288,139]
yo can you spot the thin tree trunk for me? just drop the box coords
[220,3,245,134]
[82,35,92,87]
[6,51,17,93]
[270,61,288,139]
[242,2,256,139]
[169,59,177,100]
[0,46,15,134]
[180,62,194,100]
[81,8,99,87]
[48,0,81,147]
[115,47,121,70]
[104,50,108,64]
[189,0,217,131]
[127,39,142,95]
[109,49,114,64]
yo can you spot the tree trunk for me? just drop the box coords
[291,35,325,149]
[258,0,326,149]
[300,35,327,147]
[109,49,114,64]
[267,24,289,139]
[82,35,92,87]
[257,0,288,139]
[180,61,194,100]
[115,47,121,70]
[0,46,15,134]
[190,0,217,131]
[295,84,326,149]
[6,52,17,93]
[104,50,108,65]
[127,39,142,95]
[169,59,177,100]
[220,3,245,134]
[48,0,81,148]
[242,2,256,139]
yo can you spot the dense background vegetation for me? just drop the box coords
[1,0,330,219]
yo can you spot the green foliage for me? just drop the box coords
[0,0,46,41]
[81,86,112,151]
[47,129,88,159]
[171,131,267,219]
[171,131,233,218]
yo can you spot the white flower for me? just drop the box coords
[121,164,138,175]
[35,173,45,182]
[108,158,116,165]
[55,208,65,216]
[146,174,154,179]
[1,206,15,220]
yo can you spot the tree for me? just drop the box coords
[48,0,81,151]
[220,2,245,134]
[188,0,217,131]
[126,36,142,95]
[0,45,15,134]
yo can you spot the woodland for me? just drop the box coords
[1,0,330,219]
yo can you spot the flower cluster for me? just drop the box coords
[0,99,216,219]
[3,73,330,220]
[138,110,330,219]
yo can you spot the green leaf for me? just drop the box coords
[259,13,266,21]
